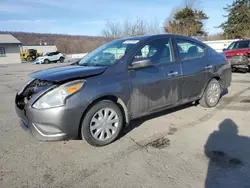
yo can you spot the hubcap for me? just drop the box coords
[207,82,220,105]
[90,108,119,141]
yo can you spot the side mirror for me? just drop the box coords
[222,48,227,52]
[130,59,152,69]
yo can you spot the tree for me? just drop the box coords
[164,7,208,37]
[102,18,162,38]
[219,0,250,39]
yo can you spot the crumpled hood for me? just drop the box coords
[30,65,107,82]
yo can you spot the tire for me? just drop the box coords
[59,57,64,63]
[199,79,222,108]
[27,56,33,61]
[81,100,124,146]
[241,68,248,73]
[44,59,50,64]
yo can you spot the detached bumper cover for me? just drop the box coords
[227,55,250,68]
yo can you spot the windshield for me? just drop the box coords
[78,39,140,66]
[227,42,237,50]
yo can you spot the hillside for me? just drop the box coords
[0,31,111,54]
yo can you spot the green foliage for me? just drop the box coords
[219,0,250,39]
[165,7,208,37]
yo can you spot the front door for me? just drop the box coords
[175,38,207,101]
[128,38,179,118]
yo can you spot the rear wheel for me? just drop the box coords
[241,68,248,73]
[199,79,222,108]
[81,100,124,146]
[59,57,64,63]
[27,56,33,61]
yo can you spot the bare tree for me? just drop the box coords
[2,31,111,54]
[102,18,162,38]
[102,20,122,39]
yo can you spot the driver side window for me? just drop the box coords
[132,38,173,64]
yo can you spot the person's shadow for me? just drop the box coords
[205,119,250,188]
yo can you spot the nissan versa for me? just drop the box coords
[15,34,232,146]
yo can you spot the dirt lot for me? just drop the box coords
[1,63,250,188]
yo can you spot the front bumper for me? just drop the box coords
[34,59,44,64]
[15,93,88,141]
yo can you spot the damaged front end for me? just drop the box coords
[15,79,54,110]
[15,78,86,141]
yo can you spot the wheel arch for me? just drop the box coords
[78,95,130,137]
[200,76,221,98]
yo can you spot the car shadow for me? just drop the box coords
[204,118,250,187]
[119,102,197,139]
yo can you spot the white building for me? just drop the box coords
[0,34,22,64]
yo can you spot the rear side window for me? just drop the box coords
[238,41,250,48]
[176,39,205,60]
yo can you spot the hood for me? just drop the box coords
[36,56,48,60]
[225,48,250,57]
[30,65,107,82]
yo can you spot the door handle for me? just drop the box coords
[168,71,179,76]
[205,65,213,70]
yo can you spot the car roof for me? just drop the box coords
[113,34,208,48]
[120,34,195,41]
[235,39,250,43]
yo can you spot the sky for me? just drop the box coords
[0,0,234,36]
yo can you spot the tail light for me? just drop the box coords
[236,52,244,56]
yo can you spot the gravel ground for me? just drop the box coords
[1,63,250,188]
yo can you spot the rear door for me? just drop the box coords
[174,38,207,101]
[51,52,59,61]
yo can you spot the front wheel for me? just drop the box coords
[44,59,50,64]
[81,100,124,146]
[199,79,222,108]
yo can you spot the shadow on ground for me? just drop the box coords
[205,118,250,188]
[119,102,196,138]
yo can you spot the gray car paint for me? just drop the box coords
[15,34,232,141]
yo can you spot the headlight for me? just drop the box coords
[33,80,84,109]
